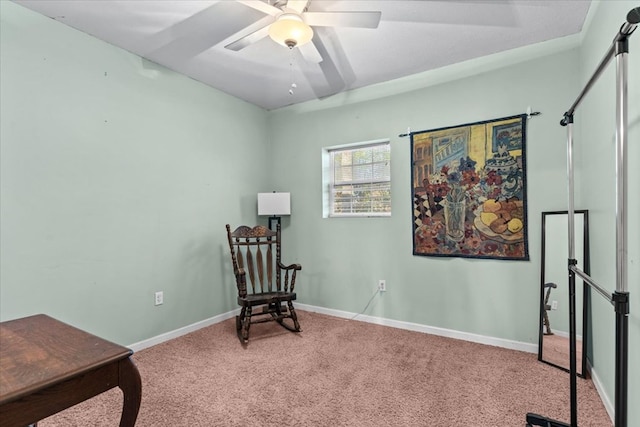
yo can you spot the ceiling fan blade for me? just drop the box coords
[146,2,265,61]
[286,0,310,14]
[297,41,323,64]
[296,31,345,99]
[224,17,274,51]
[235,0,281,16]
[320,27,356,88]
[303,11,382,28]
[317,58,346,98]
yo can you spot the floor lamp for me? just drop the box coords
[258,192,291,231]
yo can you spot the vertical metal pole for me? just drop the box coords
[614,43,630,427]
[568,265,578,427]
[615,42,629,295]
[566,119,575,260]
[615,299,629,427]
[565,116,578,427]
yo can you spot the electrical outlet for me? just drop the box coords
[155,291,164,306]
[378,279,386,292]
[551,300,558,310]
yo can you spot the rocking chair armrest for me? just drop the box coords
[234,267,247,297]
[278,261,302,271]
[277,262,301,293]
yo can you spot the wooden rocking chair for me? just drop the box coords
[543,282,557,335]
[225,224,302,343]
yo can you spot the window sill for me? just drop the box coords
[328,213,392,218]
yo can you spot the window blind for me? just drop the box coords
[329,142,391,216]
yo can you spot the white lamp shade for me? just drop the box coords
[258,192,291,216]
[268,13,314,48]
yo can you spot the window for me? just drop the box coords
[327,141,391,217]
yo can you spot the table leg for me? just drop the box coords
[118,358,142,427]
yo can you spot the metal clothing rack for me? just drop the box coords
[527,7,639,427]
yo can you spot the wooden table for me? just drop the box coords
[0,314,141,427]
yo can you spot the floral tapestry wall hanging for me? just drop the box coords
[411,114,529,260]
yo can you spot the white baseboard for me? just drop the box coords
[127,304,537,355]
[296,303,538,354]
[588,362,614,423]
[546,329,583,341]
[128,308,240,352]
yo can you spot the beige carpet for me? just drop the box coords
[39,310,611,426]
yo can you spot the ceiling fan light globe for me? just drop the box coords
[269,13,314,48]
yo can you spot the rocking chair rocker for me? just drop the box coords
[225,224,302,343]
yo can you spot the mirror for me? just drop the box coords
[538,210,589,377]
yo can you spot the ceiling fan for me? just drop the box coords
[224,0,382,97]
[141,0,519,103]
[227,1,380,56]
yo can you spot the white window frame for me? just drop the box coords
[322,140,391,218]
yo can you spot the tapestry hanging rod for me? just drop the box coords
[397,108,541,138]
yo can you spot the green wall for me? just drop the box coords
[267,48,580,344]
[0,1,268,345]
[1,1,637,422]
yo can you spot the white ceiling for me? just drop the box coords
[13,0,592,110]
